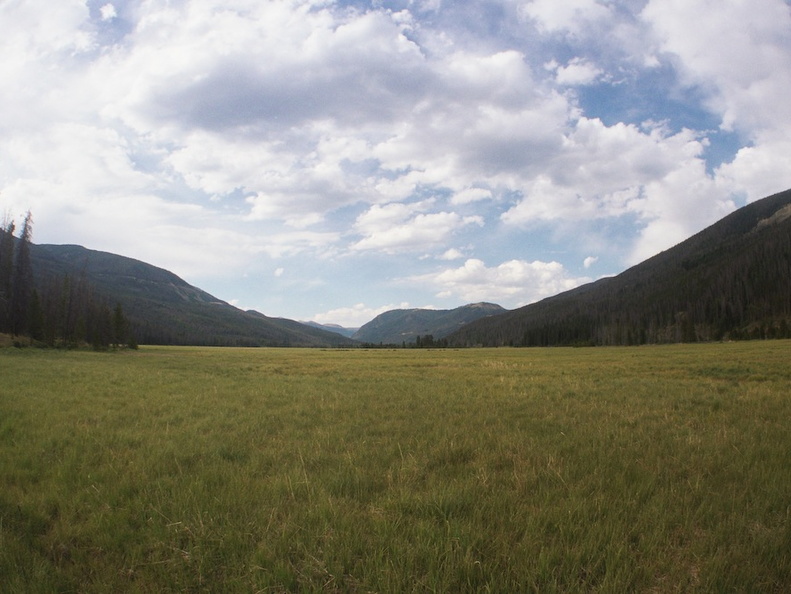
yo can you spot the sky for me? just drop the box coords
[2,0,791,327]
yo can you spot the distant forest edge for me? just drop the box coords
[447,188,791,347]
[0,212,135,349]
[2,187,791,348]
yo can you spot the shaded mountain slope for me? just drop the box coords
[302,321,359,338]
[353,302,506,345]
[29,244,356,347]
[448,189,791,347]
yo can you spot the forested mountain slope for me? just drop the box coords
[353,302,506,345]
[29,244,356,347]
[448,189,791,347]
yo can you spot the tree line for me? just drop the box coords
[0,212,136,349]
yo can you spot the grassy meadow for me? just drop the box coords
[1,342,790,592]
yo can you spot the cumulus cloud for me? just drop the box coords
[641,0,791,200]
[100,4,117,21]
[411,258,591,306]
[1,0,789,321]
[642,0,791,135]
[520,0,612,36]
[439,248,465,261]
[550,57,603,86]
[715,141,791,203]
[351,201,483,253]
[499,118,738,259]
[111,4,429,134]
[451,187,492,205]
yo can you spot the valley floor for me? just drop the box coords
[2,342,790,591]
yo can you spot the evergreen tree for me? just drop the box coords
[9,211,33,336]
[113,303,128,347]
[90,302,113,350]
[0,216,15,332]
[28,289,44,341]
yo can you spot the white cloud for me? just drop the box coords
[351,202,483,253]
[716,140,791,203]
[166,130,373,226]
[411,258,591,306]
[451,187,492,205]
[553,57,603,86]
[110,4,429,134]
[0,1,92,63]
[1,0,788,322]
[100,4,117,21]
[0,2,96,136]
[642,0,791,135]
[583,256,598,269]
[642,0,791,202]
[256,229,341,260]
[520,0,612,36]
[414,0,442,13]
[3,0,691,271]
[499,118,738,261]
[439,248,465,261]
[312,302,411,328]
[629,157,735,264]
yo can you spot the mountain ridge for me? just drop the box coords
[28,243,357,347]
[353,302,506,345]
[15,187,791,347]
[447,188,791,346]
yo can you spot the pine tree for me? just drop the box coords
[28,289,44,341]
[112,303,128,347]
[9,211,33,336]
[0,216,15,332]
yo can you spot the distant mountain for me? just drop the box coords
[301,321,359,338]
[448,188,791,347]
[29,244,357,347]
[353,302,506,345]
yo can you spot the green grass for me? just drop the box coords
[1,342,790,592]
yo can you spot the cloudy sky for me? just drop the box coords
[2,0,791,327]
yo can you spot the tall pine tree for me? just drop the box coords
[0,216,15,332]
[9,211,33,336]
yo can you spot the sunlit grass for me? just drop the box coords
[2,342,790,591]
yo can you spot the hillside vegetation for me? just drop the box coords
[28,244,355,347]
[449,189,791,347]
